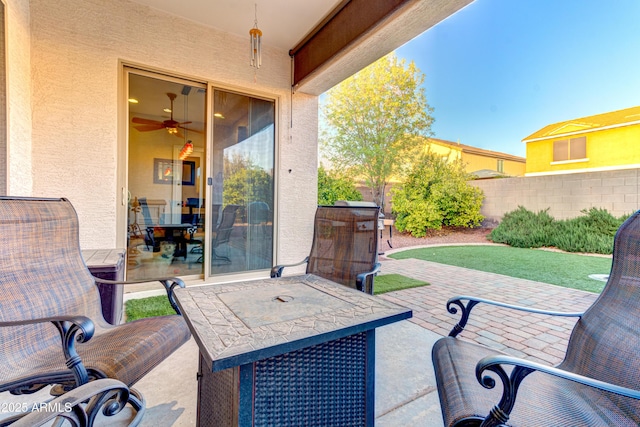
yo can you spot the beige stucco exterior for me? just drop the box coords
[1,0,473,281]
[4,0,318,272]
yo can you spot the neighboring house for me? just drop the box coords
[426,137,526,178]
[353,137,524,216]
[0,0,471,283]
[523,105,640,176]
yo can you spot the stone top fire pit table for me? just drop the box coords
[175,273,412,427]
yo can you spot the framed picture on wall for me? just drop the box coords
[153,159,196,186]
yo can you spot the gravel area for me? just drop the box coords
[379,225,494,252]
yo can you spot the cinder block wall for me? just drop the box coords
[470,168,640,222]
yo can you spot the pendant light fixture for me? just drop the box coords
[249,4,262,69]
[179,89,193,160]
[179,140,193,160]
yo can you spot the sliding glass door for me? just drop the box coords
[126,70,206,280]
[210,89,274,275]
[124,68,275,280]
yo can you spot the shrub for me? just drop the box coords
[392,152,484,237]
[489,207,557,248]
[318,165,363,205]
[489,206,629,254]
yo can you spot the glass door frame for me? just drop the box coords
[117,65,208,281]
[205,83,279,282]
[117,63,279,282]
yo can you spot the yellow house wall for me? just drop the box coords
[526,124,640,174]
[503,159,526,176]
[460,152,525,176]
[426,141,525,176]
[425,143,461,162]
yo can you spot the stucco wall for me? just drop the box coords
[462,152,526,176]
[470,168,640,222]
[18,0,317,267]
[525,124,640,175]
[5,0,32,196]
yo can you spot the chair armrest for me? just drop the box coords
[355,262,381,294]
[474,354,640,426]
[270,257,309,278]
[94,277,186,315]
[446,295,584,337]
[10,378,131,427]
[0,315,95,387]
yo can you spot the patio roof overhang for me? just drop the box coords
[290,0,473,95]
[128,0,473,95]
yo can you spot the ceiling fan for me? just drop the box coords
[131,92,196,138]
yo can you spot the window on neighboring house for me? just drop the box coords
[553,136,586,162]
[497,159,504,173]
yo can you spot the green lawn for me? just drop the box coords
[125,274,429,321]
[374,273,429,294]
[390,245,612,293]
[126,245,608,321]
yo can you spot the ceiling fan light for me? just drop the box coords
[167,127,178,135]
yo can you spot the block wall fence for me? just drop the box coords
[469,168,640,223]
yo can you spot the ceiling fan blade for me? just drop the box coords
[132,117,163,126]
[134,124,165,132]
[174,129,185,139]
[177,124,204,134]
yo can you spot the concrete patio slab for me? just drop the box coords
[2,256,600,426]
[134,319,442,426]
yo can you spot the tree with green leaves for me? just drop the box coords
[317,165,363,205]
[223,154,273,209]
[392,151,484,237]
[320,53,434,210]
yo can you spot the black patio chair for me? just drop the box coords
[271,205,381,294]
[210,204,240,263]
[138,197,165,252]
[432,210,640,426]
[0,197,191,425]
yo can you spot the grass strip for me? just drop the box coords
[125,273,431,321]
[374,273,429,294]
[125,295,174,322]
[389,245,611,293]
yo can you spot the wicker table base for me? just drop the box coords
[197,331,373,426]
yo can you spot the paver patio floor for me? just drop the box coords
[378,257,599,365]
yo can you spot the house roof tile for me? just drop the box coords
[523,105,640,142]
[427,137,526,163]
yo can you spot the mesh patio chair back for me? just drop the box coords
[210,204,240,263]
[0,197,190,400]
[306,206,380,291]
[560,210,640,388]
[0,197,106,326]
[138,197,155,226]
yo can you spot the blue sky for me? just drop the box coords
[394,0,640,157]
